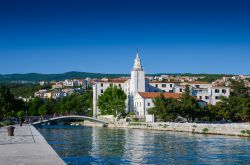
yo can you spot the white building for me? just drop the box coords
[148,81,177,93]
[63,80,76,87]
[52,82,64,89]
[93,52,230,118]
[52,90,64,100]
[134,92,182,117]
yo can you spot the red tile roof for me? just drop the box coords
[138,92,182,99]
[188,81,210,84]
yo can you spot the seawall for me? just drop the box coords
[72,120,250,137]
[109,122,250,137]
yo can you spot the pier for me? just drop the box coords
[0,124,66,165]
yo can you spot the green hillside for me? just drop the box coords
[0,71,233,83]
[0,72,129,83]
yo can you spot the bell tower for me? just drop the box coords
[129,50,146,112]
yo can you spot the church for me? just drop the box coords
[93,52,230,118]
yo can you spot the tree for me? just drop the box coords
[0,87,14,119]
[38,105,47,121]
[97,86,126,117]
[215,96,250,122]
[148,93,179,122]
[55,91,93,116]
[17,110,25,119]
[179,85,200,122]
[201,104,217,122]
[17,110,25,126]
[28,97,44,116]
[184,84,191,95]
[230,80,249,98]
[74,91,93,116]
[0,86,26,120]
[240,97,250,122]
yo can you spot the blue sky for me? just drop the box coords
[0,0,250,74]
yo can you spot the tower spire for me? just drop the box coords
[133,49,143,70]
[136,48,139,59]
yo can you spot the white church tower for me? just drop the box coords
[129,51,146,113]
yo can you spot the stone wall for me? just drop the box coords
[126,122,250,137]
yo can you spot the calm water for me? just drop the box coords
[37,126,250,165]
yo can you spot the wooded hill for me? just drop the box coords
[0,71,233,83]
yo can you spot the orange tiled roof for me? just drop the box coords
[188,81,210,84]
[138,92,182,99]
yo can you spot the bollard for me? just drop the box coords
[7,126,15,136]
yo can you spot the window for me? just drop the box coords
[162,84,166,88]
[101,83,103,87]
[195,85,200,88]
[155,84,158,88]
[119,84,121,87]
[222,89,226,94]
[148,103,150,106]
[101,89,103,93]
[215,89,220,93]
[180,88,183,92]
[170,84,173,87]
[215,96,219,100]
[205,96,209,99]
[199,96,202,100]
[169,90,173,93]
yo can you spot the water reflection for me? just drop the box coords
[37,126,250,165]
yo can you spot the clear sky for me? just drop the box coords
[0,0,250,75]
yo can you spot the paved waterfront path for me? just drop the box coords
[0,124,66,165]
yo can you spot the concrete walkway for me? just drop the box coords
[0,124,66,165]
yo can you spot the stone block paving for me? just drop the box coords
[0,125,35,145]
[0,124,66,165]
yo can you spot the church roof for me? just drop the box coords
[138,92,182,99]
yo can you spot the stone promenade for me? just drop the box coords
[0,124,66,165]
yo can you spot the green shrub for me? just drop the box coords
[128,112,135,116]
[132,118,139,122]
[17,111,25,118]
[0,121,15,127]
[193,125,197,128]
[128,122,141,126]
[147,124,152,128]
[241,130,246,134]
[241,130,250,135]
[164,124,169,128]
[202,128,209,133]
